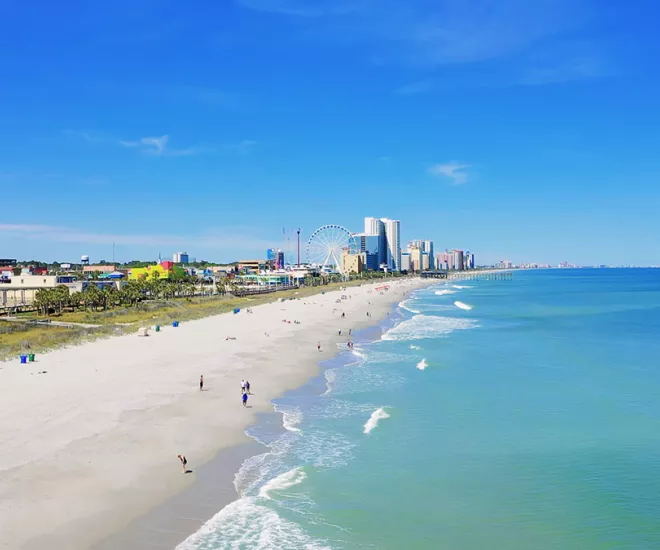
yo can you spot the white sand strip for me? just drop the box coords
[0,278,430,550]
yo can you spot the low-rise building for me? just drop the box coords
[0,275,75,308]
[341,252,365,274]
[128,262,183,280]
[83,265,116,274]
[238,260,274,273]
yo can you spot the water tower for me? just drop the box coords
[81,255,90,266]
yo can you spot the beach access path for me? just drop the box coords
[0,277,431,550]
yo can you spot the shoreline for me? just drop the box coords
[0,277,433,550]
[94,308,404,550]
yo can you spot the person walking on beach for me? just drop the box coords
[338,329,342,336]
[246,380,251,394]
[241,379,246,393]
[242,392,248,407]
[317,342,321,352]
[199,375,204,391]
[349,328,352,336]
[177,454,188,473]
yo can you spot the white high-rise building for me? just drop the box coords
[380,218,401,271]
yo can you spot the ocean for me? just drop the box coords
[177,269,660,550]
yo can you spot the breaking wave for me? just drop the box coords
[363,407,390,434]
[382,314,477,341]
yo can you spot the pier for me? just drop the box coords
[420,270,448,279]
[420,270,513,281]
[449,271,513,281]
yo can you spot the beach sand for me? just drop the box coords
[0,278,431,550]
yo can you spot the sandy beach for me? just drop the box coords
[0,277,431,550]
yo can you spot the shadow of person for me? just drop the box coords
[185,469,193,474]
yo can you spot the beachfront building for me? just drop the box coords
[352,232,380,271]
[400,252,411,272]
[409,246,423,272]
[381,218,401,271]
[452,250,465,271]
[409,240,434,269]
[364,217,387,267]
[0,274,77,308]
[234,273,292,287]
[341,251,365,274]
[238,259,275,274]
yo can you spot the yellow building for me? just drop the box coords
[341,252,365,274]
[409,246,423,272]
[128,264,171,281]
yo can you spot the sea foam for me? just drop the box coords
[452,285,472,289]
[259,467,307,499]
[363,407,390,434]
[454,301,473,310]
[435,289,457,296]
[176,497,330,550]
[416,359,428,370]
[399,300,421,314]
[382,314,477,341]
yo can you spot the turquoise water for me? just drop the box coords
[178,269,660,550]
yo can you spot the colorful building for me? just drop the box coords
[128,262,184,281]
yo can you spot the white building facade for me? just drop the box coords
[381,218,401,271]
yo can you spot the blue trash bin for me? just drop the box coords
[20,355,27,364]
[173,321,179,327]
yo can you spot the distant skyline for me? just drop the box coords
[2,0,660,266]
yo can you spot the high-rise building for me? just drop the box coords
[364,217,387,267]
[276,250,285,269]
[173,252,189,264]
[267,248,276,262]
[381,218,401,271]
[422,252,430,271]
[436,252,450,271]
[409,240,434,270]
[451,249,464,271]
[400,252,411,272]
[423,240,434,269]
[353,233,381,271]
[409,246,423,272]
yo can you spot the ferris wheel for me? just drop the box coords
[306,224,358,273]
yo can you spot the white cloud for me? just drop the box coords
[237,0,590,67]
[428,162,469,185]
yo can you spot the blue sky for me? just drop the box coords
[1,0,659,265]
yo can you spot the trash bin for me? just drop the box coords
[155,325,161,332]
[28,353,35,362]
[20,355,27,364]
[173,321,179,327]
